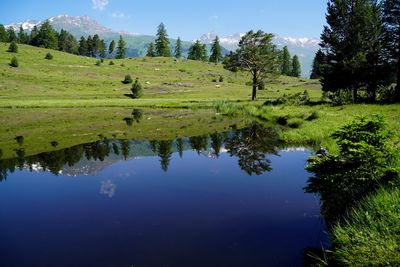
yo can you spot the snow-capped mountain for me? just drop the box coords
[198,32,320,76]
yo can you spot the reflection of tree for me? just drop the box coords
[123,117,134,126]
[112,143,120,155]
[132,109,143,123]
[189,135,208,154]
[176,138,184,158]
[158,140,173,172]
[225,123,278,175]
[210,132,225,158]
[120,140,130,160]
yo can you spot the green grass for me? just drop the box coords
[332,187,400,266]
[0,42,322,108]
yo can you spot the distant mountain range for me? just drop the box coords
[5,14,320,76]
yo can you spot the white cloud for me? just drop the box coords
[111,11,131,19]
[92,0,109,11]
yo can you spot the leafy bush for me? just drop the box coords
[109,61,115,65]
[131,78,143,99]
[264,90,310,106]
[219,76,224,82]
[45,53,53,60]
[95,60,101,66]
[258,79,265,90]
[122,74,133,84]
[212,78,217,82]
[7,41,18,53]
[275,116,288,126]
[10,56,18,67]
[333,188,400,266]
[305,111,319,121]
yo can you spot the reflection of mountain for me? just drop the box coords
[0,123,280,181]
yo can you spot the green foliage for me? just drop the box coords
[78,36,88,56]
[122,74,133,84]
[36,20,58,49]
[146,42,156,57]
[6,27,17,42]
[58,29,78,54]
[116,35,126,59]
[174,37,182,59]
[333,188,400,266]
[290,55,301,78]
[95,60,101,66]
[310,49,327,79]
[280,46,291,75]
[10,56,18,67]
[108,40,115,56]
[305,115,399,224]
[264,90,310,106]
[214,100,244,116]
[109,60,115,65]
[131,78,143,99]
[7,41,18,53]
[188,40,208,61]
[17,26,29,44]
[0,24,7,42]
[209,36,223,64]
[45,53,53,60]
[223,30,281,101]
[155,23,171,57]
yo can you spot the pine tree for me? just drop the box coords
[291,55,301,78]
[146,42,156,57]
[320,0,384,103]
[310,49,327,79]
[17,26,28,44]
[91,34,101,57]
[78,36,88,56]
[0,24,7,42]
[29,26,39,46]
[209,36,223,64]
[6,27,17,42]
[36,20,58,49]
[188,40,208,61]
[7,41,18,53]
[382,0,400,101]
[99,40,106,58]
[155,23,171,57]
[131,78,143,98]
[86,35,93,57]
[174,37,182,59]
[281,46,291,75]
[116,35,126,59]
[10,56,18,67]
[58,29,78,54]
[108,40,115,56]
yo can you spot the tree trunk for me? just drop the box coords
[252,71,257,101]
[353,87,358,103]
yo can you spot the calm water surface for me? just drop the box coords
[0,123,326,267]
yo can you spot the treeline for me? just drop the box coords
[310,0,400,103]
[0,20,127,59]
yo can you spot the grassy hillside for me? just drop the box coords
[0,43,322,108]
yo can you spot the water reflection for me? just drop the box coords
[0,122,279,181]
[100,180,117,198]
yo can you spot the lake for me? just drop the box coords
[0,121,327,267]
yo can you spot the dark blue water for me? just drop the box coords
[0,125,326,267]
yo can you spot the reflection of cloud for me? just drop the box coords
[100,180,116,198]
[92,0,109,10]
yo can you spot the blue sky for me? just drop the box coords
[0,0,328,40]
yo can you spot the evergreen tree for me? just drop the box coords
[0,24,7,42]
[146,42,156,57]
[188,40,208,61]
[10,56,18,67]
[36,20,58,49]
[131,78,143,98]
[382,0,400,101]
[310,49,328,79]
[91,34,101,57]
[291,55,301,77]
[6,27,17,42]
[78,36,88,56]
[174,37,182,59]
[223,30,280,101]
[281,46,291,75]
[209,36,223,63]
[17,26,28,44]
[116,35,126,59]
[58,29,78,54]
[99,40,106,58]
[86,35,93,57]
[155,23,171,57]
[108,40,115,56]
[320,0,385,103]
[29,26,39,46]
[7,41,18,53]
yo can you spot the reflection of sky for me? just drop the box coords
[99,180,116,198]
[0,149,326,267]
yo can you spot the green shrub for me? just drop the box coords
[305,111,319,121]
[258,79,265,90]
[131,78,143,99]
[219,76,224,82]
[122,75,133,84]
[214,100,243,116]
[109,61,115,65]
[333,188,400,266]
[7,41,18,53]
[10,56,18,67]
[45,53,53,60]
[264,90,310,106]
[288,118,303,128]
[275,116,288,126]
[95,60,101,66]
